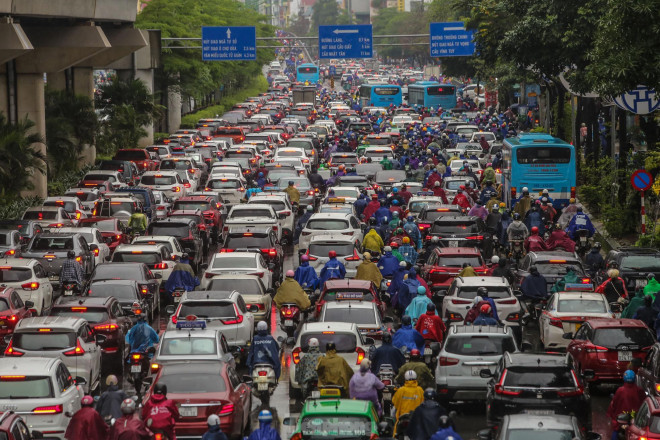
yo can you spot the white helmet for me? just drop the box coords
[522,187,529,193]
[208,414,221,427]
[491,255,500,264]
[256,321,268,332]
[404,370,417,381]
[308,337,319,347]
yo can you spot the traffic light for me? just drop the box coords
[397,0,404,11]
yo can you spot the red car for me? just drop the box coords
[144,361,251,438]
[419,247,489,290]
[0,287,34,346]
[216,126,247,144]
[0,411,31,440]
[78,217,127,252]
[567,318,654,384]
[172,196,222,243]
[624,393,660,440]
[113,148,158,172]
[315,279,384,319]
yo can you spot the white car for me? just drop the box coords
[202,252,274,290]
[22,206,74,228]
[391,115,414,128]
[42,197,88,224]
[224,204,282,242]
[469,131,497,145]
[298,213,364,251]
[132,235,184,260]
[247,193,295,242]
[204,175,247,206]
[152,190,173,220]
[449,158,482,174]
[539,290,614,350]
[111,244,175,282]
[64,188,101,212]
[210,165,243,179]
[0,258,54,315]
[8,317,102,393]
[289,322,375,397]
[204,274,273,325]
[319,301,385,340]
[139,171,187,200]
[0,357,84,440]
[57,227,110,266]
[273,147,310,164]
[455,125,480,139]
[306,234,361,278]
[152,327,236,374]
[83,171,127,190]
[327,186,360,204]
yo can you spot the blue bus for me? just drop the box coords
[407,82,457,109]
[501,133,576,209]
[358,84,403,107]
[296,63,319,84]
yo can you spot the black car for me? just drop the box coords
[147,219,203,270]
[86,262,161,315]
[483,352,591,429]
[426,215,491,255]
[513,251,589,293]
[86,279,153,324]
[602,247,660,292]
[221,227,282,282]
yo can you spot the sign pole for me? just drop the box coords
[642,191,646,235]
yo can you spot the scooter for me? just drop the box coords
[422,341,441,369]
[127,346,155,401]
[378,364,395,415]
[575,229,591,257]
[509,240,524,266]
[279,303,301,337]
[62,282,79,297]
[251,363,277,406]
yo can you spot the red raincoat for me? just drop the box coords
[606,383,645,430]
[431,187,449,203]
[415,311,446,343]
[545,230,576,252]
[452,193,471,209]
[64,406,108,440]
[109,414,152,440]
[363,200,381,221]
[525,235,548,252]
[141,394,180,440]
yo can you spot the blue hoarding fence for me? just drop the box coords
[202,26,256,61]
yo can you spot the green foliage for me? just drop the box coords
[46,164,95,198]
[311,0,353,30]
[0,196,43,220]
[372,9,429,61]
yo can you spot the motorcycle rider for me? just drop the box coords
[202,415,228,440]
[371,331,406,374]
[293,205,314,245]
[355,252,383,288]
[398,236,418,265]
[65,395,108,440]
[284,180,301,205]
[506,212,529,244]
[349,359,385,415]
[416,303,446,344]
[585,242,604,276]
[319,250,346,286]
[363,226,385,254]
[379,246,401,277]
[294,254,319,290]
[392,370,424,435]
[247,410,281,440]
[60,250,84,294]
[128,206,148,236]
[164,253,200,305]
[393,315,425,352]
[607,370,645,440]
[247,321,281,382]
[141,383,180,440]
[108,398,152,440]
[95,375,128,422]
[403,215,422,251]
[521,265,548,304]
[524,226,547,252]
[317,342,354,396]
[126,314,159,354]
[545,223,576,252]
[633,295,656,328]
[395,348,435,390]
[295,337,324,398]
[513,187,532,217]
[472,304,499,325]
[566,206,596,240]
[405,286,435,323]
[273,270,311,310]
[408,389,448,440]
[430,415,463,440]
[595,268,628,304]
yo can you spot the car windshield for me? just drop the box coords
[178,301,235,319]
[619,255,660,271]
[83,219,117,232]
[225,235,270,249]
[212,257,256,269]
[149,224,190,238]
[301,333,357,353]
[592,327,654,350]
[444,335,516,356]
[506,430,576,440]
[207,278,260,293]
[29,237,74,251]
[13,332,77,351]
[23,211,58,220]
[49,307,110,323]
[269,171,298,182]
[141,175,176,185]
[43,201,77,212]
[160,338,217,356]
[88,283,138,300]
[0,376,53,399]
[230,209,272,218]
[309,243,354,257]
[207,180,240,189]
[437,256,482,267]
[306,219,349,231]
[158,373,226,393]
[457,286,510,299]
[323,307,377,325]
[0,267,32,282]
[503,367,575,388]
[300,416,371,438]
[536,263,585,276]
[557,299,606,313]
[431,220,480,234]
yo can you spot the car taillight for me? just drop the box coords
[355,347,365,364]
[248,272,265,278]
[447,313,463,322]
[219,403,234,415]
[157,206,166,210]
[93,248,99,256]
[581,278,591,284]
[174,186,181,192]
[307,190,315,195]
[549,316,563,329]
[63,340,85,356]
[184,183,191,188]
[139,285,149,295]
[222,304,244,325]
[171,314,178,324]
[558,371,584,397]
[506,312,520,322]
[345,250,361,261]
[153,262,167,270]
[33,404,63,414]
[585,343,608,353]
[418,223,431,231]
[494,370,522,396]
[0,315,17,324]
[292,346,302,364]
[439,356,459,366]
[205,272,217,278]
[94,324,118,331]
[466,235,484,240]
[4,340,23,356]
[220,248,236,253]
[498,298,517,305]
[21,282,39,290]
[260,248,277,257]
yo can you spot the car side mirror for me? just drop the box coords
[283,417,298,426]
[266,288,275,296]
[200,263,209,271]
[242,375,253,384]
[268,263,276,270]
[95,334,107,345]
[477,429,493,440]
[105,237,113,245]
[583,369,595,380]
[513,289,523,297]
[75,376,87,386]
[364,337,376,346]
[609,302,623,313]
[142,377,153,387]
[383,316,394,324]
[154,273,162,279]
[165,305,176,315]
[586,432,602,440]
[24,300,34,309]
[247,304,259,313]
[562,332,574,340]
[360,223,367,232]
[429,342,441,355]
[479,369,493,378]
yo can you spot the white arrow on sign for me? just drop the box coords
[333,29,359,34]
[443,26,464,31]
[226,28,231,39]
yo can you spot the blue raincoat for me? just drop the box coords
[398,244,418,265]
[370,341,406,374]
[246,332,281,378]
[319,257,346,287]
[294,262,319,290]
[403,220,422,249]
[430,426,463,440]
[388,266,407,296]
[378,251,400,277]
[126,320,159,353]
[201,425,229,440]
[392,324,424,352]
[374,206,392,224]
[566,212,596,239]
[247,420,281,440]
[164,269,199,293]
[395,272,420,312]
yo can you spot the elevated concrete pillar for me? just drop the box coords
[0,22,33,65]
[168,86,182,132]
[16,72,47,198]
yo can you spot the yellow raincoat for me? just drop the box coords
[273,278,311,309]
[392,380,424,433]
[355,260,383,288]
[458,266,477,277]
[362,229,384,253]
[316,349,354,394]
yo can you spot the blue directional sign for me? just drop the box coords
[319,25,372,59]
[202,26,256,61]
[429,22,476,57]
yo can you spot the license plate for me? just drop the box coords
[449,240,458,247]
[284,319,293,326]
[528,410,554,415]
[383,392,391,400]
[49,275,59,281]
[258,382,269,391]
[130,365,142,373]
[636,279,648,288]
[180,406,197,417]
[471,367,482,376]
[424,348,432,355]
[618,351,633,361]
[64,290,73,296]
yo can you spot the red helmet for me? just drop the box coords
[390,241,399,249]
[410,349,421,359]
[480,304,491,314]
[531,226,539,234]
[328,250,337,258]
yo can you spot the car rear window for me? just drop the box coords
[0,267,32,282]
[306,219,349,231]
[149,224,190,238]
[141,175,176,185]
[160,161,191,170]
[30,237,74,251]
[437,256,482,267]
[207,278,260,293]
[112,252,161,265]
[309,243,354,257]
[503,367,575,388]
[431,219,481,234]
[456,286,510,299]
[43,201,77,212]
[250,200,287,211]
[99,201,136,216]
[300,416,371,438]
[444,335,515,356]
[86,174,116,182]
[13,332,77,351]
[83,219,116,232]
[505,429,575,440]
[536,263,585,276]
[158,373,226,393]
[445,179,474,190]
[225,234,270,249]
[592,327,654,350]
[173,201,210,211]
[322,308,377,325]
[211,257,256,269]
[160,337,217,355]
[301,332,357,353]
[88,283,138,300]
[93,264,143,281]
[0,376,53,399]
[65,192,97,201]
[179,301,235,319]
[49,307,110,323]
[331,188,358,198]
[230,209,272,218]
[419,209,457,221]
[619,255,660,272]
[323,290,375,302]
[557,299,606,313]
[207,179,240,189]
[331,156,358,164]
[23,211,58,220]
[0,299,9,312]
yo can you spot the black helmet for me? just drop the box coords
[477,286,489,298]
[154,383,167,396]
[529,265,539,274]
[382,332,392,344]
[402,315,412,326]
[424,388,437,401]
[326,342,336,351]
[427,303,436,312]
[576,206,583,212]
[593,241,602,250]
[513,212,521,220]
[67,250,76,259]
[369,217,377,226]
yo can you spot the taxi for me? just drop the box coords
[314,279,385,319]
[406,193,447,220]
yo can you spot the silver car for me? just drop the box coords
[306,235,361,278]
[484,413,599,440]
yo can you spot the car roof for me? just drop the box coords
[308,213,351,220]
[435,247,482,255]
[161,328,220,339]
[114,244,166,253]
[323,301,377,311]
[586,318,647,329]
[16,316,86,330]
[212,252,257,259]
[0,258,36,267]
[54,296,115,307]
[0,357,61,375]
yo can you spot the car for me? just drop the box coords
[326,186,361,204]
[416,205,465,233]
[77,217,128,253]
[567,318,655,385]
[76,179,114,194]
[298,213,364,251]
[0,410,39,440]
[0,357,84,440]
[290,397,380,440]
[147,219,204,271]
[436,325,519,404]
[5,317,103,394]
[484,352,591,428]
[83,171,127,190]
[0,259,54,316]
[87,262,161,309]
[42,197,88,224]
[114,187,158,221]
[305,234,361,278]
[139,171,188,200]
[152,190,173,220]
[165,290,256,358]
[204,175,247,206]
[328,152,360,169]
[49,296,133,364]
[132,235,184,260]
[203,251,274,290]
[315,279,385,319]
[373,170,407,192]
[602,247,660,292]
[484,414,599,440]
[360,147,396,164]
[425,215,489,251]
[97,160,141,186]
[92,195,143,224]
[247,193,296,243]
[441,276,525,340]
[56,227,110,266]
[420,247,489,290]
[0,220,43,245]
[63,188,102,213]
[636,342,660,397]
[514,251,590,293]
[166,210,211,255]
[442,174,480,202]
[0,230,22,258]
[0,286,35,347]
[622,394,660,440]
[223,204,282,243]
[319,301,386,341]
[220,227,283,283]
[21,207,74,228]
[112,148,158,172]
[143,361,251,439]
[172,196,223,244]
[335,175,370,191]
[406,195,451,219]
[204,274,273,327]
[146,144,174,159]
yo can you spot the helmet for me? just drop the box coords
[576,206,583,212]
[593,241,602,250]
[531,226,539,234]
[392,187,399,193]
[530,265,539,274]
[491,255,500,264]
[258,172,264,177]
[67,250,76,259]
[301,254,309,262]
[392,199,399,205]
[81,395,94,406]
[434,181,440,187]
[258,410,273,423]
[363,252,371,260]
[623,370,635,383]
[438,415,451,429]
[569,198,576,204]
[383,246,392,252]
[106,375,118,386]
[154,383,167,396]
[326,342,336,351]
[424,388,437,401]
[499,202,506,208]
[402,236,410,244]
[427,303,436,312]
[513,212,521,220]
[407,215,414,222]
[480,304,492,314]
[308,337,319,347]
[399,260,407,267]
[404,370,418,381]
[121,398,137,414]
[382,332,392,344]
[402,315,412,326]
[286,269,295,277]
[328,250,337,258]
[369,217,377,226]
[257,321,268,332]
[208,414,221,426]
[431,236,439,243]
[522,186,529,193]
[477,286,489,297]
[390,242,399,249]
[410,349,421,360]
[181,252,189,260]
[417,286,426,295]
[647,273,656,281]
[307,205,313,211]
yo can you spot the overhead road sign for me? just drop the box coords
[429,22,475,57]
[202,26,256,61]
[318,25,372,59]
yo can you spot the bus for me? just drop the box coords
[358,84,402,108]
[296,63,319,84]
[501,133,576,210]
[407,81,457,109]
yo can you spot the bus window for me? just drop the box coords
[516,147,571,164]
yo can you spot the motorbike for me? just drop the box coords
[616,412,631,440]
[62,282,79,297]
[378,364,395,415]
[575,229,591,257]
[422,341,441,370]
[251,363,277,406]
[279,303,301,337]
[395,412,412,440]
[509,240,524,266]
[127,346,155,401]
[524,297,548,321]
[171,287,186,303]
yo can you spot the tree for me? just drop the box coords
[372,8,429,63]
[311,0,341,31]
[0,114,45,202]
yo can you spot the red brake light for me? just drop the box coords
[219,403,234,415]
[222,304,244,325]
[292,346,302,364]
[21,282,39,290]
[549,316,563,329]
[356,347,365,364]
[494,370,522,396]
[94,324,118,331]
[153,262,167,270]
[33,404,63,414]
[4,340,23,356]
[63,340,85,356]
[258,371,267,376]
[439,356,459,366]
[345,250,361,261]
